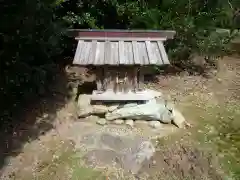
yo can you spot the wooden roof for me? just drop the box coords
[72,29,175,66]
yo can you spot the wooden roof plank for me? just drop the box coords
[83,41,92,65]
[157,41,170,64]
[110,42,119,65]
[153,41,163,65]
[78,41,86,65]
[75,37,166,41]
[119,41,125,64]
[151,41,163,65]
[138,41,149,65]
[89,40,97,64]
[73,40,84,65]
[70,29,176,39]
[95,41,105,65]
[104,41,111,64]
[132,41,141,65]
[145,41,158,64]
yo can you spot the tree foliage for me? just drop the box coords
[57,0,238,62]
[0,0,64,120]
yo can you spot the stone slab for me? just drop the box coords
[90,89,162,101]
[80,132,155,174]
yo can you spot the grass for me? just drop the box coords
[182,100,240,179]
[155,93,240,180]
[9,140,105,180]
[34,148,105,180]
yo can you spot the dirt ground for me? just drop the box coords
[0,55,239,180]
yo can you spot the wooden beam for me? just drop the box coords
[75,37,166,41]
[69,29,176,39]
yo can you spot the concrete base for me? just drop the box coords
[90,89,162,102]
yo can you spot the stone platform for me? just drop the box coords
[90,89,162,101]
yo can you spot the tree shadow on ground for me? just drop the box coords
[0,64,71,170]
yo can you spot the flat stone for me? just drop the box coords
[105,100,174,122]
[96,118,107,126]
[77,106,94,118]
[80,132,155,174]
[92,105,109,114]
[121,141,155,174]
[83,149,122,168]
[99,133,130,151]
[77,94,91,107]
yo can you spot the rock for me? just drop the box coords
[77,106,94,118]
[108,104,119,112]
[77,94,119,118]
[113,119,124,125]
[179,71,189,76]
[125,120,134,127]
[160,101,174,123]
[77,94,93,117]
[77,104,109,118]
[83,149,122,168]
[148,121,162,129]
[122,141,155,174]
[217,78,222,83]
[81,133,155,174]
[96,118,107,126]
[77,94,91,107]
[92,105,109,114]
[160,109,173,123]
[105,100,174,122]
[172,109,186,128]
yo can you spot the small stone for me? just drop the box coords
[43,113,48,118]
[172,109,186,128]
[92,105,109,114]
[96,118,107,126]
[217,78,222,83]
[125,120,134,127]
[148,121,162,129]
[108,104,119,112]
[113,119,124,125]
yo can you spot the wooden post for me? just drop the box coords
[95,67,104,91]
[138,67,144,91]
[133,67,138,92]
[123,71,130,93]
[103,66,114,91]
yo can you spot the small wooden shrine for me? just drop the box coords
[72,29,175,101]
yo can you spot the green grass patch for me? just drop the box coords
[186,102,240,179]
[30,141,105,180]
